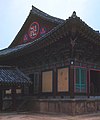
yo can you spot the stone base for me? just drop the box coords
[3,97,100,115]
[18,98,100,115]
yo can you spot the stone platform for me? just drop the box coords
[17,97,100,115]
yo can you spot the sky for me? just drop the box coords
[0,0,100,50]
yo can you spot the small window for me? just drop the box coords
[5,89,11,94]
[16,89,21,94]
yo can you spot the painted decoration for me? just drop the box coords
[58,68,69,92]
[21,21,49,44]
[23,34,28,43]
[40,26,47,36]
[28,22,39,39]
[42,71,53,92]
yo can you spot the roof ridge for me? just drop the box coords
[31,5,65,24]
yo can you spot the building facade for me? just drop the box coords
[0,6,100,113]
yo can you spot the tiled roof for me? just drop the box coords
[31,5,65,24]
[0,12,100,58]
[9,6,65,48]
[0,66,31,85]
[0,43,29,56]
[0,22,64,57]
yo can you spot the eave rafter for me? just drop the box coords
[63,17,100,65]
[78,20,100,45]
[74,31,100,63]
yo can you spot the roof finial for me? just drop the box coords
[71,11,76,18]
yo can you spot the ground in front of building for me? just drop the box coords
[0,112,100,120]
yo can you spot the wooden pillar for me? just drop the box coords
[12,87,16,111]
[0,90,3,111]
[69,65,74,98]
[53,69,57,98]
[39,72,42,98]
[87,69,90,98]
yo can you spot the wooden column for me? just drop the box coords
[0,90,3,111]
[39,72,42,98]
[69,65,74,98]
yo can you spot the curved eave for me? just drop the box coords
[1,13,100,59]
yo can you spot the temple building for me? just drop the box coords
[0,6,100,114]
